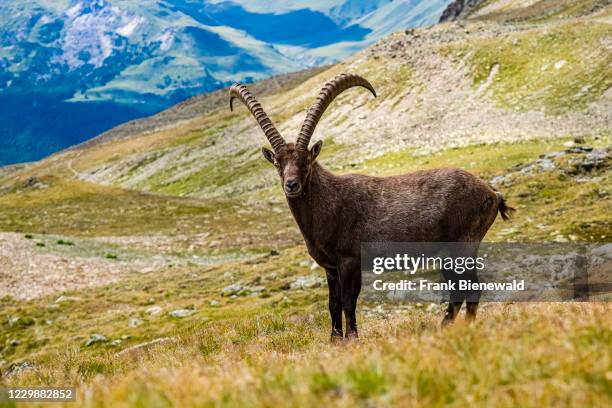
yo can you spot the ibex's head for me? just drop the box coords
[229,73,376,198]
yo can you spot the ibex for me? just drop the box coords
[229,74,513,340]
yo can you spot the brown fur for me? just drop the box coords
[263,143,511,338]
[231,74,512,339]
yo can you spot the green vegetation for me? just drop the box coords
[472,0,611,23]
[465,21,611,114]
[355,135,611,241]
[1,137,609,407]
[0,177,296,251]
[1,299,610,406]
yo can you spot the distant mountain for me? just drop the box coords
[0,0,451,165]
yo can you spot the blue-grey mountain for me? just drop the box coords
[0,0,451,165]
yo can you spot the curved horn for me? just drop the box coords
[229,83,285,152]
[296,73,376,150]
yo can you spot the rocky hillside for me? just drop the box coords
[3,0,608,195]
[440,0,484,21]
[0,0,609,292]
[441,0,611,22]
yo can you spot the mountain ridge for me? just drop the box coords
[0,0,451,165]
[1,0,609,196]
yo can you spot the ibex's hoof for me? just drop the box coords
[330,331,343,344]
[440,317,454,328]
[345,332,359,341]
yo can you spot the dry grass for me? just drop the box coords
[2,304,610,407]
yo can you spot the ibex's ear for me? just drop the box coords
[262,147,275,164]
[310,140,323,159]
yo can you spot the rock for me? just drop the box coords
[23,177,48,189]
[210,300,220,306]
[519,157,556,174]
[110,339,123,347]
[4,361,35,378]
[566,146,593,154]
[290,275,325,290]
[591,243,612,259]
[579,148,608,172]
[146,306,162,316]
[221,283,242,296]
[269,249,280,256]
[567,148,609,174]
[299,260,311,267]
[554,60,567,70]
[129,318,143,328]
[85,334,107,346]
[439,0,482,22]
[9,339,20,347]
[169,309,195,318]
[490,174,511,187]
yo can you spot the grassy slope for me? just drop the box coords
[1,135,610,407]
[0,1,611,406]
[467,19,611,114]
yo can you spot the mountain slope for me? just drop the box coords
[0,0,451,165]
[1,0,609,229]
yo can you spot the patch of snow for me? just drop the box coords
[55,1,145,69]
[117,16,143,37]
[66,3,83,19]
[100,34,113,59]
[157,30,175,51]
[554,60,567,70]
[39,15,53,25]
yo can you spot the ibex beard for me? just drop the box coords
[229,73,514,341]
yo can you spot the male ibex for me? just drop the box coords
[229,74,513,340]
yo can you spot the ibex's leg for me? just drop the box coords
[463,243,482,322]
[442,300,463,326]
[339,258,361,339]
[325,268,343,341]
[441,248,465,326]
[465,270,481,322]
[465,301,479,321]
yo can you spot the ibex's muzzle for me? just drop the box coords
[284,180,301,196]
